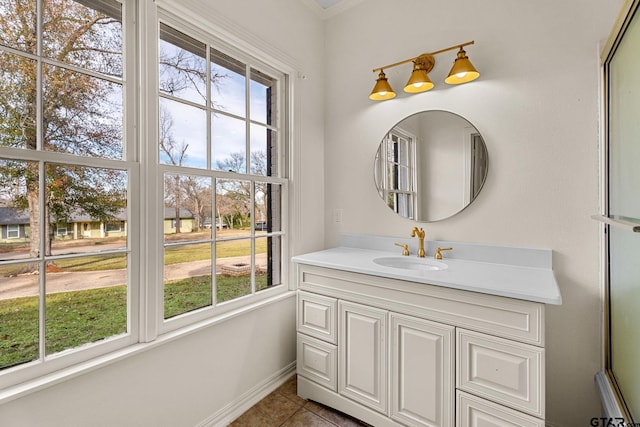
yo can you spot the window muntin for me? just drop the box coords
[159,23,286,323]
[0,0,134,380]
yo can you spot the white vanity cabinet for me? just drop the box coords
[390,312,454,427]
[339,301,388,413]
[295,263,547,427]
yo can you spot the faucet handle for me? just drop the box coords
[394,243,410,256]
[435,247,453,260]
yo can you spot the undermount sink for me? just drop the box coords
[373,256,448,271]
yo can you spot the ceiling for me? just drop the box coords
[305,0,364,17]
[313,0,343,9]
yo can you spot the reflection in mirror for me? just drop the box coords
[374,110,488,222]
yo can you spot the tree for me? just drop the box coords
[0,0,215,253]
[0,0,124,257]
[181,176,211,232]
[159,108,188,234]
[158,25,227,234]
[214,151,267,229]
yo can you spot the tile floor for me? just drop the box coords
[228,375,371,427]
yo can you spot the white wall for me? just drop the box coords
[0,0,627,425]
[323,0,621,426]
[0,0,325,425]
[0,300,296,426]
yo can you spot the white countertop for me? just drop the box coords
[292,246,562,305]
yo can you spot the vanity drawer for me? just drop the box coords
[457,329,544,418]
[297,333,337,391]
[457,391,544,427]
[297,264,545,346]
[297,291,337,344]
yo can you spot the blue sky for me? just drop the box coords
[159,40,271,173]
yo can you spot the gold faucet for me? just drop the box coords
[394,242,409,256]
[434,247,453,260]
[411,227,426,257]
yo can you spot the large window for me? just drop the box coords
[0,0,135,382]
[0,0,289,393]
[159,23,285,321]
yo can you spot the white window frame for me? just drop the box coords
[0,0,296,401]
[6,224,20,239]
[152,13,290,335]
[0,0,139,390]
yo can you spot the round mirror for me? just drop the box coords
[374,110,488,222]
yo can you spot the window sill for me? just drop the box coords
[0,290,296,405]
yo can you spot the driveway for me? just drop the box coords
[0,255,265,301]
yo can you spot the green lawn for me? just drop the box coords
[0,286,127,370]
[0,273,273,370]
[0,231,268,275]
[53,235,268,272]
[0,231,274,370]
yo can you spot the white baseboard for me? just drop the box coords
[196,362,297,427]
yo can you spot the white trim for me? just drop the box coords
[595,371,628,420]
[0,291,295,405]
[196,362,296,427]
[138,0,161,343]
[154,0,299,75]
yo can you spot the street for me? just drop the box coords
[0,255,263,301]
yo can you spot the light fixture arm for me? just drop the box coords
[372,40,475,72]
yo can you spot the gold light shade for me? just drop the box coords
[445,48,479,85]
[404,63,434,93]
[369,70,396,101]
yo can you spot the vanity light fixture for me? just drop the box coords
[369,40,479,101]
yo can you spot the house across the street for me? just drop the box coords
[0,206,196,243]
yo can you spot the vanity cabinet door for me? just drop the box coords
[457,329,544,418]
[390,313,454,427]
[339,301,387,414]
[297,291,337,344]
[297,333,337,391]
